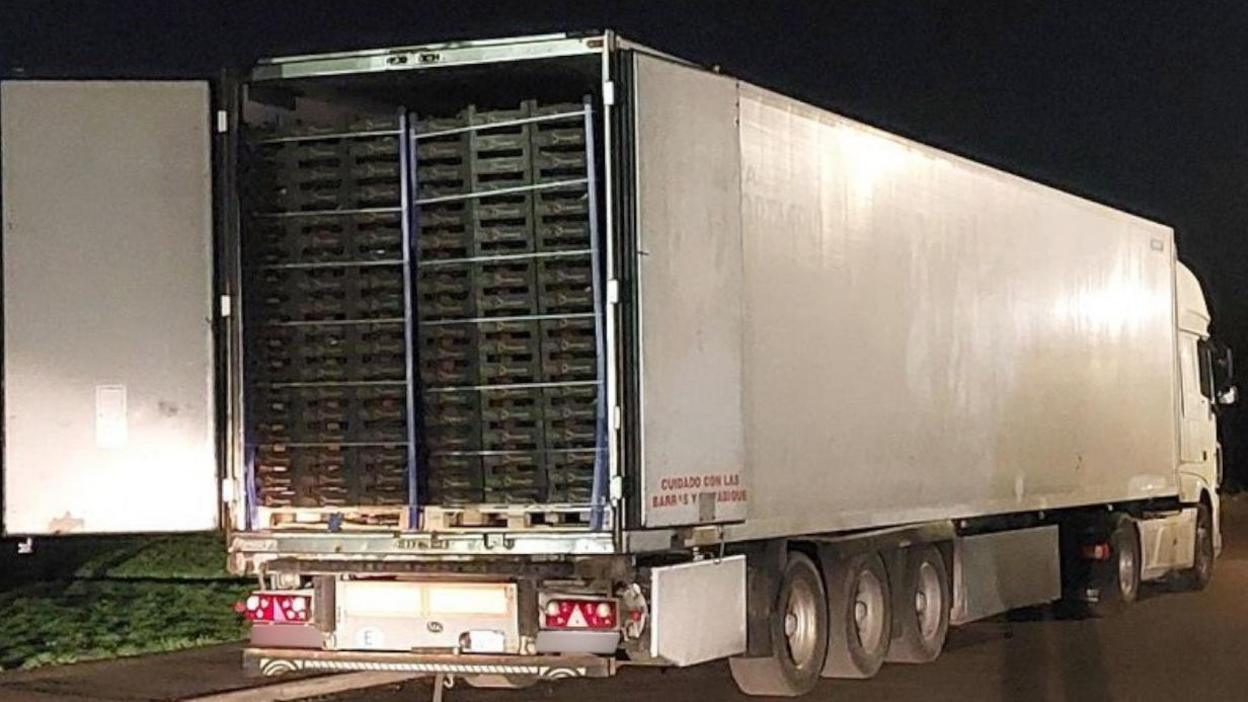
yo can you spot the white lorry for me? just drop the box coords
[0,31,1235,696]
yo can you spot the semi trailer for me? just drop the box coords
[0,31,1237,696]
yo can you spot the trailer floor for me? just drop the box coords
[6,495,1248,701]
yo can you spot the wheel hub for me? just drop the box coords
[784,577,819,668]
[915,561,943,640]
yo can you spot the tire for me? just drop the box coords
[886,545,950,664]
[821,552,891,679]
[1086,518,1141,618]
[729,551,829,697]
[1174,503,1214,591]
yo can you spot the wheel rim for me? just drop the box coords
[1118,541,1137,597]
[784,575,820,669]
[853,568,886,652]
[915,561,943,640]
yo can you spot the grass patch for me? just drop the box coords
[0,532,251,670]
[0,579,250,670]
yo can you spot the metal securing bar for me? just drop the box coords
[253,128,402,145]
[430,448,599,457]
[266,380,408,388]
[416,249,592,268]
[414,178,588,206]
[413,109,588,140]
[263,442,411,448]
[261,259,405,270]
[583,96,608,531]
[254,206,402,219]
[264,317,406,327]
[420,312,595,327]
[424,380,599,393]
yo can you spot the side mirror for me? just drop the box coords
[1217,385,1238,406]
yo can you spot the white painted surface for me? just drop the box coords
[649,555,747,666]
[952,526,1061,625]
[1,81,216,534]
[631,71,1183,543]
[633,55,747,528]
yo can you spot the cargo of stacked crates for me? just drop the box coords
[238,68,605,531]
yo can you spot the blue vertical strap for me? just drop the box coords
[583,96,609,531]
[399,108,422,530]
[245,444,258,530]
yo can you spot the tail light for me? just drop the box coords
[240,591,313,624]
[540,597,618,630]
[1080,543,1112,561]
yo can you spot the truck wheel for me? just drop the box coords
[1086,518,1141,617]
[729,551,828,697]
[821,552,891,678]
[886,545,950,664]
[1174,503,1214,591]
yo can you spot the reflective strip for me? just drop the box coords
[260,657,589,679]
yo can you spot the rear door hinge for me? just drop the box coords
[221,477,235,503]
[609,474,624,502]
[216,110,229,134]
[603,81,616,106]
[606,279,620,304]
[219,294,233,318]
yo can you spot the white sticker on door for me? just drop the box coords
[95,384,128,449]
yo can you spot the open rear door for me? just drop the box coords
[1,80,217,535]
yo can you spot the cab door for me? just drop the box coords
[1,80,217,535]
[1178,331,1217,473]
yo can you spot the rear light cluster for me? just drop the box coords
[237,591,313,624]
[1080,543,1112,561]
[541,598,619,630]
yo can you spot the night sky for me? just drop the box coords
[3,1,1247,479]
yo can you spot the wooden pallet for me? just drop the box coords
[421,503,591,531]
[258,505,407,531]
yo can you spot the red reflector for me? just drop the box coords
[541,598,618,630]
[1081,543,1112,561]
[242,591,313,624]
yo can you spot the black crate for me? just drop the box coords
[478,321,541,385]
[535,220,590,252]
[476,261,537,317]
[252,218,367,266]
[255,265,406,323]
[534,150,588,183]
[545,415,597,449]
[535,189,590,219]
[417,137,468,162]
[480,387,543,423]
[474,221,534,256]
[537,257,594,315]
[252,384,408,445]
[546,452,596,503]
[426,454,483,504]
[348,114,401,132]
[540,317,597,382]
[483,453,544,503]
[255,445,408,508]
[481,409,544,451]
[543,385,597,423]
[533,125,586,150]
[347,136,400,162]
[416,266,475,321]
[252,322,407,384]
[418,325,477,387]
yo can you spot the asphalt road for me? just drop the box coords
[5,497,1248,702]
[321,498,1248,702]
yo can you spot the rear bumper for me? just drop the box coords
[244,647,616,680]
